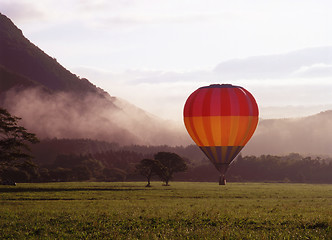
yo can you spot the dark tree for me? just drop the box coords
[154,152,187,186]
[102,168,127,182]
[0,108,39,181]
[136,158,160,187]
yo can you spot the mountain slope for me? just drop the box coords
[0,13,104,94]
[0,64,42,92]
[0,12,189,146]
[244,110,332,156]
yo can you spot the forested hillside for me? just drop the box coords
[2,138,328,184]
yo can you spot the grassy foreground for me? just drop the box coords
[0,182,331,239]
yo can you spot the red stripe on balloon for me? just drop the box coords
[184,86,258,117]
[228,87,240,115]
[219,88,232,116]
[202,88,212,116]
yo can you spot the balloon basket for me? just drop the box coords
[219,175,226,185]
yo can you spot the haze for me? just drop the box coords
[1,0,332,122]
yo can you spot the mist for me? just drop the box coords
[244,111,332,156]
[2,86,332,156]
[2,87,190,146]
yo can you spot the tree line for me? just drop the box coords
[1,107,332,184]
[227,154,332,183]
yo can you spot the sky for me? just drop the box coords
[1,0,332,123]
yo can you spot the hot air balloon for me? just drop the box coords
[183,84,259,185]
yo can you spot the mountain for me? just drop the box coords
[244,110,332,156]
[0,13,189,146]
[0,13,104,94]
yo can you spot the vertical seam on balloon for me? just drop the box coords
[199,147,213,163]
[238,115,253,146]
[189,117,204,146]
[184,117,199,145]
[216,146,222,164]
[211,146,218,164]
[201,146,216,164]
[223,88,232,146]
[243,116,259,145]
[184,90,205,146]
[210,88,219,146]
[228,88,240,146]
[203,88,215,146]
[230,116,240,146]
[238,116,258,146]
[240,87,256,116]
[225,147,233,164]
[229,87,240,116]
[247,90,259,116]
[234,116,245,146]
[237,88,259,146]
[213,88,223,146]
[221,146,227,164]
[229,146,243,164]
[195,89,209,146]
[235,116,248,146]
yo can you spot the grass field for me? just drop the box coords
[0,182,331,239]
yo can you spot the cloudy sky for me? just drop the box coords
[1,0,332,122]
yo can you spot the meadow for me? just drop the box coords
[0,182,331,239]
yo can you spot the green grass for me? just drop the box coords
[0,182,332,239]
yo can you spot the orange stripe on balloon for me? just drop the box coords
[220,116,231,146]
[238,116,259,146]
[234,116,250,145]
[210,116,222,146]
[185,116,258,147]
[229,116,239,146]
[245,116,259,145]
[191,116,210,146]
[202,116,215,147]
[184,117,203,146]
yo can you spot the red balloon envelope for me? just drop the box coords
[183,84,259,183]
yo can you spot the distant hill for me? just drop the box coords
[0,12,188,146]
[244,110,332,156]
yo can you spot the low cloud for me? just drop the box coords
[244,111,332,156]
[74,46,332,121]
[259,105,332,119]
[214,46,332,79]
[2,87,190,146]
[0,0,46,23]
[291,63,332,78]
[3,86,332,157]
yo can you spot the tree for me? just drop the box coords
[102,168,127,182]
[0,108,39,181]
[154,152,187,186]
[136,158,160,187]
